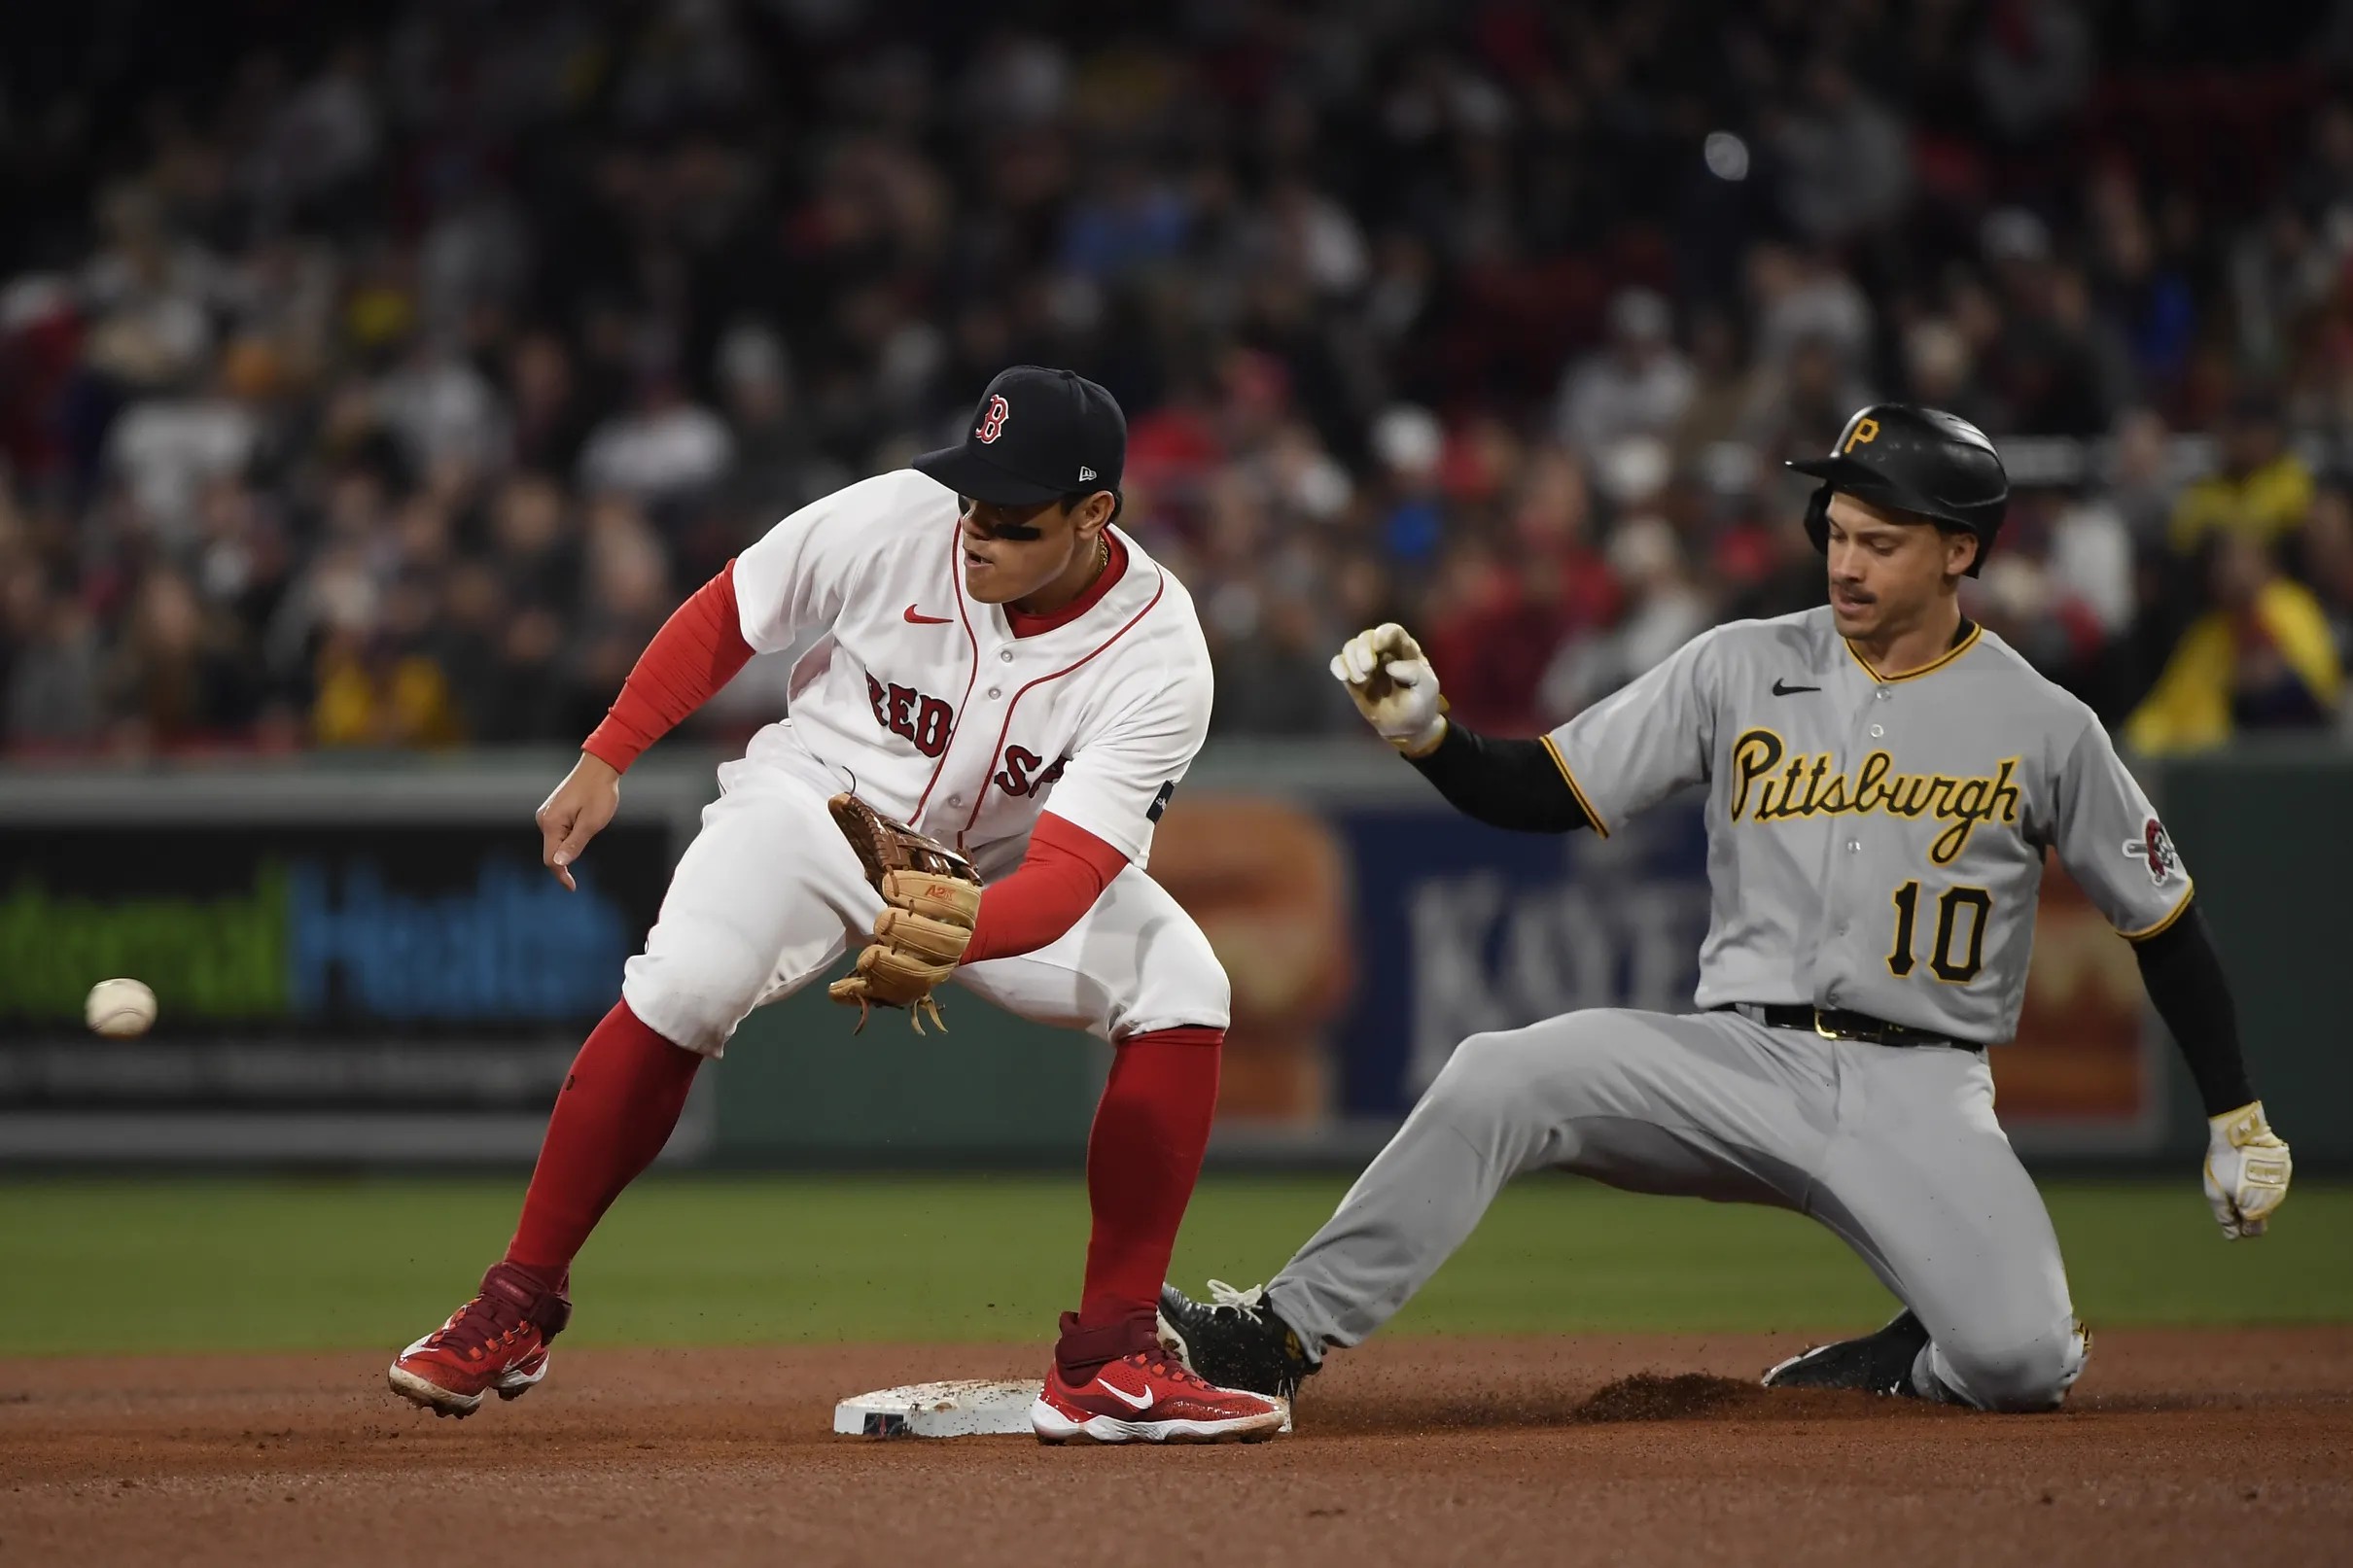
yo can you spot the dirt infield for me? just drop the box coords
[4,1329,2348,1567]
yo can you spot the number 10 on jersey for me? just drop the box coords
[1888,881,1992,983]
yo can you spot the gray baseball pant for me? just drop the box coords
[1265,1007,2089,1411]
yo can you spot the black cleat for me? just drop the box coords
[1761,1308,1930,1396]
[1157,1280,1317,1402]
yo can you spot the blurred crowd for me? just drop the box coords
[7,0,2353,758]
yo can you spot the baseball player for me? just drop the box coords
[1161,405,2295,1413]
[390,366,1285,1445]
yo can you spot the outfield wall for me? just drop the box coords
[1,739,2343,1168]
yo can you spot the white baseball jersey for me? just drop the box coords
[1542,608,2192,1043]
[729,468,1212,870]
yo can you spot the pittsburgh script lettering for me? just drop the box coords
[1727,728,2021,866]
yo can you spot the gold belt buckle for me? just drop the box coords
[1814,1008,1872,1042]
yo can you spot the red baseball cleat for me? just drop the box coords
[1030,1348,1287,1444]
[387,1263,571,1418]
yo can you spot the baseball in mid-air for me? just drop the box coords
[85,978,158,1038]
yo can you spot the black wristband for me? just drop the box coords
[1406,722,1593,834]
[2132,903,2257,1117]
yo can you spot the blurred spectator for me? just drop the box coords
[1747,244,1874,379]
[311,588,463,748]
[717,321,842,527]
[570,496,677,717]
[103,568,258,747]
[1973,0,2094,144]
[376,337,507,477]
[579,371,733,508]
[1901,319,1995,433]
[2045,484,2136,639]
[1209,594,1351,737]
[1060,157,1190,283]
[1540,516,1710,720]
[1774,57,1912,245]
[2,2,2351,758]
[2125,534,2342,753]
[104,360,260,547]
[1744,333,1873,466]
[490,473,581,609]
[1668,312,1755,466]
[3,575,102,744]
[2169,394,2316,553]
[2105,408,2179,541]
[506,331,594,477]
[1556,290,1695,459]
[2305,484,2353,681]
[78,185,221,393]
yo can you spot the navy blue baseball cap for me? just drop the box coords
[913,366,1126,508]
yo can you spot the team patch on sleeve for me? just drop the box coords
[1146,781,1177,822]
[2123,818,2180,884]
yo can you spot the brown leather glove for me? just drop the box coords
[825,794,984,1033]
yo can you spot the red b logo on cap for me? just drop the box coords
[976,395,1010,443]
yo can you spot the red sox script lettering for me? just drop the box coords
[864,676,1068,795]
[994,745,1071,798]
[866,676,953,758]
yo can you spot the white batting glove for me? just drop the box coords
[1331,623,1447,757]
[2203,1101,2292,1239]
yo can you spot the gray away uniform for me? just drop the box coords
[1267,608,2194,1411]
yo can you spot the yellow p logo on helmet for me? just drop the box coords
[1843,416,1880,453]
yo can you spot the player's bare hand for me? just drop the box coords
[2203,1100,2292,1238]
[537,752,622,891]
[1331,623,1447,756]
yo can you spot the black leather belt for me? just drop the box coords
[1724,1003,1977,1051]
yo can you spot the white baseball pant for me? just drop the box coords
[619,750,1230,1056]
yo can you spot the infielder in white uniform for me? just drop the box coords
[391,366,1286,1445]
[1161,404,2295,1414]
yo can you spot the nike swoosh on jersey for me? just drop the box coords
[1099,1380,1155,1411]
[902,606,953,624]
[1771,679,1820,695]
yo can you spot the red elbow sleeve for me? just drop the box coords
[582,561,755,772]
[963,815,1131,963]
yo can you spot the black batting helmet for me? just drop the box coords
[1787,404,2009,577]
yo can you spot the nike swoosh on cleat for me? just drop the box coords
[1099,1381,1154,1411]
[903,606,953,624]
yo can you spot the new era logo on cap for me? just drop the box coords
[1078,466,1096,482]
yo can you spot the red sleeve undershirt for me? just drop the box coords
[581,560,755,773]
[963,812,1130,963]
[965,530,1134,958]
[581,559,1132,962]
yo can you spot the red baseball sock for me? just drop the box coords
[1055,1026,1222,1378]
[505,999,702,1279]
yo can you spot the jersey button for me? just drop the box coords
[987,686,1001,699]
[1869,724,1884,739]
[1846,840,1860,853]
[946,794,964,808]
[1876,687,1891,701]
[999,649,1014,663]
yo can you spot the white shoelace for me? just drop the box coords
[1205,1279,1270,1311]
